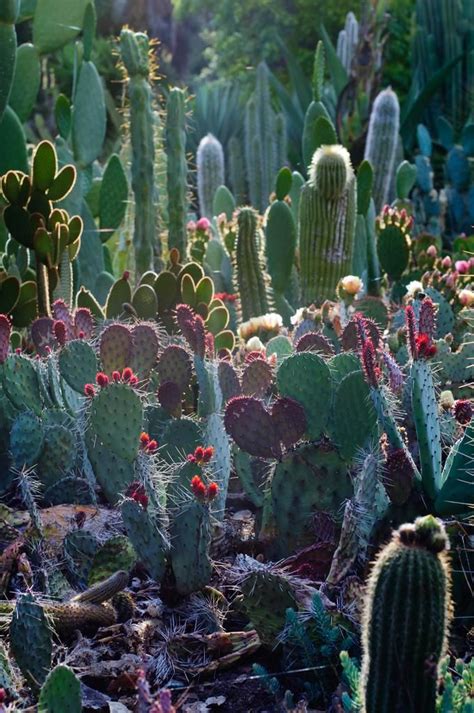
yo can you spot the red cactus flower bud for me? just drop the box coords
[203,446,214,463]
[415,333,437,359]
[84,383,95,397]
[122,367,133,382]
[146,439,158,453]
[453,399,473,425]
[96,371,110,387]
[207,482,218,500]
[187,454,197,463]
[112,370,121,382]
[127,481,148,509]
[129,375,139,385]
[191,475,206,499]
[140,432,151,446]
[0,688,5,703]
[15,347,21,354]
[44,345,51,356]
[194,446,205,462]
[78,331,85,339]
[122,271,130,281]
[405,305,418,359]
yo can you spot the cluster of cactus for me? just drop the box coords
[336,11,359,74]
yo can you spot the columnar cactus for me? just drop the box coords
[299,145,357,304]
[166,87,188,256]
[361,516,451,713]
[336,11,359,73]
[364,88,400,211]
[0,0,19,120]
[302,41,333,169]
[235,207,271,320]
[120,29,159,274]
[244,62,282,212]
[228,135,246,204]
[196,133,224,218]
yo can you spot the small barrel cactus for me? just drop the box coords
[361,515,451,713]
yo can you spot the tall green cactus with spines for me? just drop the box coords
[361,516,451,713]
[166,87,187,255]
[228,135,246,204]
[413,0,471,133]
[235,207,270,320]
[299,145,357,305]
[244,62,281,212]
[197,133,225,218]
[0,0,19,121]
[120,29,159,275]
[364,88,400,211]
[302,41,333,170]
[336,11,359,73]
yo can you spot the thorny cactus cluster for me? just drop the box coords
[0,1,473,710]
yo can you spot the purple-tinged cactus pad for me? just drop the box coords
[158,380,182,417]
[100,323,133,375]
[224,396,281,459]
[271,397,307,448]
[31,317,56,356]
[218,360,241,402]
[0,314,11,363]
[52,299,74,340]
[241,358,273,397]
[157,345,192,393]
[342,316,381,352]
[295,331,335,355]
[74,308,94,339]
[130,324,159,378]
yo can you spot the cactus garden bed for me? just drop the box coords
[0,1,473,711]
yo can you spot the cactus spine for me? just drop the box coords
[166,87,187,256]
[361,515,451,713]
[235,207,270,320]
[299,145,356,304]
[364,88,400,211]
[120,29,159,275]
[196,133,224,218]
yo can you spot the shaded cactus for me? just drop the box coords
[299,145,357,304]
[120,29,159,274]
[364,88,400,211]
[166,87,188,256]
[361,516,451,713]
[336,11,359,73]
[197,133,224,218]
[235,207,271,320]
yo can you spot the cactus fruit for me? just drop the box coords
[361,516,451,713]
[120,29,159,273]
[364,88,400,211]
[197,134,225,218]
[299,145,356,305]
[166,88,188,255]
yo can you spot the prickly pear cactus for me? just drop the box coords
[38,665,82,713]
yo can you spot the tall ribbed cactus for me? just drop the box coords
[413,0,471,132]
[0,0,19,121]
[244,62,283,212]
[166,87,187,257]
[196,133,224,218]
[336,11,359,73]
[364,88,400,211]
[120,29,159,275]
[361,515,451,713]
[302,41,334,170]
[299,145,356,304]
[235,207,270,320]
[228,135,246,204]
